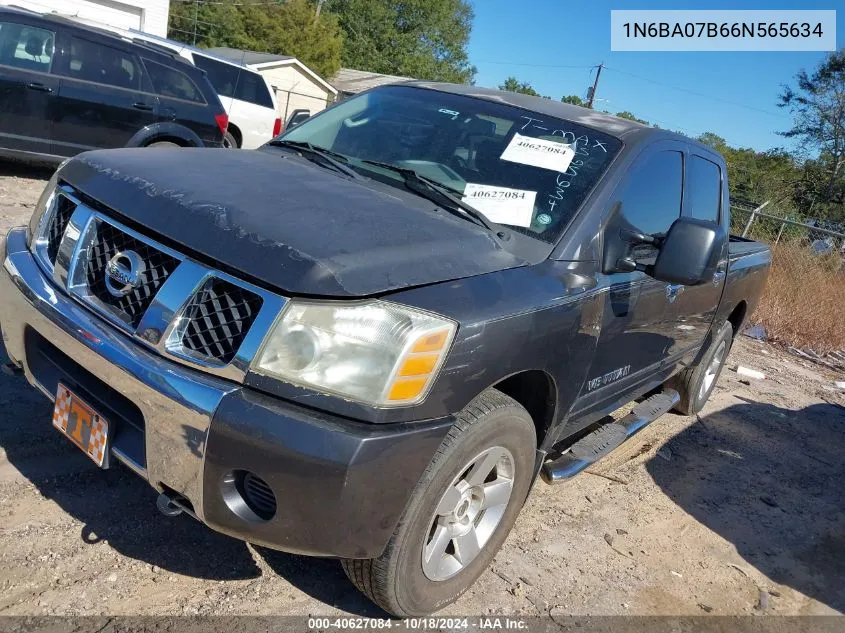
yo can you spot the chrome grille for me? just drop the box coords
[33,185,286,383]
[86,222,180,328]
[46,195,76,264]
[180,279,263,364]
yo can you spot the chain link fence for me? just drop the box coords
[730,203,845,355]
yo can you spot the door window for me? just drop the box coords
[686,155,722,223]
[143,59,205,103]
[62,37,141,90]
[0,22,54,73]
[614,150,683,264]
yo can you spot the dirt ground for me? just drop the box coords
[0,161,843,618]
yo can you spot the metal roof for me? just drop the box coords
[330,68,416,95]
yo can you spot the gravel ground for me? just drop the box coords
[0,160,843,618]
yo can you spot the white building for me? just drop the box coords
[9,0,170,37]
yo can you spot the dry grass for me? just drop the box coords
[751,243,845,354]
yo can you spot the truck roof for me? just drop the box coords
[404,81,718,156]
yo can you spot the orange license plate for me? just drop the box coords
[52,384,109,467]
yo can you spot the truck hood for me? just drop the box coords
[60,148,527,297]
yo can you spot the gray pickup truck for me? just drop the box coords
[0,82,770,617]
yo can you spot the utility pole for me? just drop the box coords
[586,62,603,109]
[192,0,198,45]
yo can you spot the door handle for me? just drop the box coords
[132,102,154,111]
[27,82,52,93]
[665,284,685,303]
[712,271,726,286]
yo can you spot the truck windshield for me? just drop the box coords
[280,85,622,243]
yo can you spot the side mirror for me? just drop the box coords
[603,212,726,285]
[286,109,311,131]
[651,217,726,285]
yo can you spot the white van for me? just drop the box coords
[186,49,281,148]
[60,18,280,149]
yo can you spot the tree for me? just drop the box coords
[498,77,540,96]
[615,111,651,125]
[168,0,343,78]
[697,132,801,214]
[778,49,845,202]
[698,132,729,153]
[561,95,584,106]
[240,0,343,78]
[325,0,475,83]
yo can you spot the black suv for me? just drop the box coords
[0,6,226,163]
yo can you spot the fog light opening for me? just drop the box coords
[221,469,277,522]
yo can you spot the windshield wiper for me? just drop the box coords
[359,159,501,234]
[270,139,363,180]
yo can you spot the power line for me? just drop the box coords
[170,12,222,28]
[602,66,791,119]
[168,25,202,36]
[474,60,593,70]
[170,0,287,4]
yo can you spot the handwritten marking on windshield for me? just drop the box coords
[519,116,544,130]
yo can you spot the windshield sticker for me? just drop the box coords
[500,133,576,173]
[536,213,552,225]
[462,184,536,228]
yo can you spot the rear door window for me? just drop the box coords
[62,37,141,90]
[686,155,722,223]
[142,58,205,103]
[233,70,273,108]
[192,54,238,98]
[0,21,54,73]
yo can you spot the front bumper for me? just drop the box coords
[0,228,452,558]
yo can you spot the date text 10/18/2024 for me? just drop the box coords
[308,617,529,630]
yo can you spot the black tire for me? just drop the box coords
[222,131,238,149]
[146,141,180,148]
[668,321,733,415]
[341,389,536,617]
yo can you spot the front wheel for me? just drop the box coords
[342,389,536,617]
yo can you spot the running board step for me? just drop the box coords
[541,389,680,484]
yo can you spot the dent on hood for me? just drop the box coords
[73,155,347,290]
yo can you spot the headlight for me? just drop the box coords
[27,159,70,250]
[27,171,60,249]
[252,300,456,406]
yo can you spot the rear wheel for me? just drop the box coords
[147,141,180,148]
[222,131,238,148]
[341,389,536,617]
[668,321,733,415]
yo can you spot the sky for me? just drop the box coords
[467,0,844,152]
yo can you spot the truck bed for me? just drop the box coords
[729,234,770,259]
[716,235,772,332]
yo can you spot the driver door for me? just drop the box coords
[575,144,686,411]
